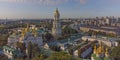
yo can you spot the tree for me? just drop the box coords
[0,34,9,46]
[32,54,44,60]
[44,32,53,42]
[17,42,26,51]
[59,26,78,40]
[27,42,33,59]
[50,46,61,51]
[32,44,40,57]
[27,42,41,59]
[62,26,78,35]
[110,46,120,60]
[46,51,81,60]
[0,55,8,60]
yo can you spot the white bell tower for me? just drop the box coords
[52,8,62,38]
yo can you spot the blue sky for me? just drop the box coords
[0,0,120,19]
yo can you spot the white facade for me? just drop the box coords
[82,36,97,41]
[7,35,20,48]
[3,49,13,60]
[73,50,79,57]
[7,32,43,48]
[82,36,118,47]
[105,18,110,24]
[44,43,49,49]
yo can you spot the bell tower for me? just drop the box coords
[52,8,62,38]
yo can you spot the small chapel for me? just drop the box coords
[91,42,110,60]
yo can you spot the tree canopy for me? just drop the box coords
[46,51,81,60]
[110,40,120,60]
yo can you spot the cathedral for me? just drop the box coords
[52,8,62,38]
[91,42,110,60]
[7,24,43,48]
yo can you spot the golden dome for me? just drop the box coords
[105,48,109,55]
[54,8,59,14]
[54,8,60,18]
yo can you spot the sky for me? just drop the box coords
[0,0,120,19]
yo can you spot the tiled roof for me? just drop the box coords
[37,30,46,33]
[59,33,82,43]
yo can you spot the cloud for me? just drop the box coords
[0,0,87,5]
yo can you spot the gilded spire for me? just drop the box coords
[20,28,26,42]
[25,23,29,32]
[96,47,99,57]
[98,42,102,54]
[34,28,38,37]
[93,45,97,54]
[101,45,104,53]
[55,8,59,14]
[54,8,60,19]
[34,32,38,37]
[21,29,25,37]
[32,27,38,37]
[105,48,109,56]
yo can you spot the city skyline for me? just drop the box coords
[0,0,120,19]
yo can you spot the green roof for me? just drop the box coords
[0,46,2,51]
[3,46,20,55]
[3,46,15,51]
[37,30,46,33]
[59,33,82,43]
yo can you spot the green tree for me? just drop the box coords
[0,34,9,46]
[44,32,53,41]
[17,42,26,50]
[32,54,44,60]
[27,42,41,59]
[60,26,78,40]
[0,55,8,60]
[46,51,81,60]
[63,26,78,35]
[110,46,120,60]
[27,42,33,59]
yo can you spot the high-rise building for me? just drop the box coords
[52,8,62,38]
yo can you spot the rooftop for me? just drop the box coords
[3,46,20,55]
[80,25,120,33]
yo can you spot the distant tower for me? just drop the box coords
[52,8,62,38]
